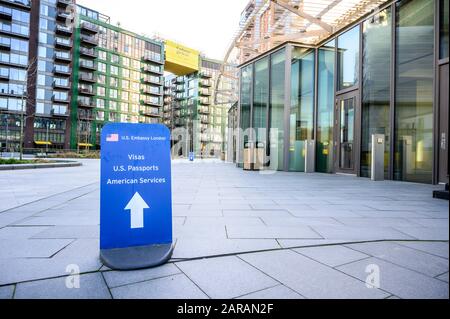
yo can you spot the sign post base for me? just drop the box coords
[100,243,174,270]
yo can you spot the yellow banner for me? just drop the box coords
[165,40,199,75]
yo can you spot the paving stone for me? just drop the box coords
[176,256,277,299]
[335,218,423,228]
[395,241,449,259]
[54,239,99,261]
[312,225,414,241]
[261,217,343,227]
[294,245,369,267]
[0,285,14,299]
[32,225,99,239]
[103,263,181,288]
[277,239,348,249]
[223,210,293,218]
[437,272,449,283]
[407,219,449,228]
[0,226,49,239]
[393,227,449,240]
[237,285,304,299]
[346,242,449,277]
[183,216,265,227]
[226,225,322,239]
[111,273,208,299]
[14,215,99,226]
[337,257,449,299]
[14,273,110,299]
[172,237,280,259]
[0,239,72,258]
[240,250,389,299]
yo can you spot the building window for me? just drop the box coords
[361,7,392,179]
[289,47,315,172]
[394,0,434,183]
[440,0,449,59]
[253,56,269,149]
[316,40,336,173]
[337,26,360,90]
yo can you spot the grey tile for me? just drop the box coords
[32,225,99,239]
[261,217,342,227]
[294,245,369,267]
[437,272,449,283]
[0,285,14,299]
[336,218,422,228]
[394,242,449,259]
[103,263,181,288]
[0,239,72,258]
[337,257,449,299]
[226,225,322,239]
[240,250,389,299]
[312,225,414,241]
[223,210,293,218]
[14,273,110,299]
[393,227,449,240]
[237,285,304,299]
[0,226,49,239]
[111,273,208,299]
[176,256,277,299]
[346,242,449,277]
[277,239,348,249]
[183,216,265,227]
[172,237,279,259]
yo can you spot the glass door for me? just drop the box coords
[335,92,358,174]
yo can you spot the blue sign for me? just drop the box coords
[189,152,195,162]
[100,123,173,269]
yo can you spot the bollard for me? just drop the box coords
[371,134,385,181]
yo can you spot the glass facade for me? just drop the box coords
[337,26,360,90]
[440,0,449,59]
[269,49,285,171]
[394,0,434,183]
[361,7,392,178]
[316,40,335,173]
[253,57,269,146]
[289,47,315,171]
[239,64,252,167]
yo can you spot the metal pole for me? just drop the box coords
[5,114,8,155]
[46,120,49,154]
[19,93,25,161]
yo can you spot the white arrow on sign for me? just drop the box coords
[124,192,149,229]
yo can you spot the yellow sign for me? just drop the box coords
[164,40,199,76]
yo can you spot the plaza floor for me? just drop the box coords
[0,159,448,299]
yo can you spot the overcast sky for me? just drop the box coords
[76,0,248,60]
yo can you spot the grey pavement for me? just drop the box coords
[0,159,448,299]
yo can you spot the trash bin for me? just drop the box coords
[254,142,265,171]
[243,142,254,171]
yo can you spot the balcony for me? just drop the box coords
[200,117,210,124]
[55,37,72,49]
[199,71,212,79]
[0,0,31,10]
[199,98,211,105]
[199,80,212,88]
[198,107,210,115]
[78,98,95,108]
[141,87,162,96]
[79,74,96,83]
[79,61,96,71]
[53,66,71,76]
[52,95,69,104]
[141,65,162,75]
[140,110,161,118]
[56,10,73,22]
[78,86,95,96]
[80,34,98,47]
[52,81,71,90]
[0,42,10,51]
[142,54,163,65]
[54,52,71,63]
[80,21,99,34]
[141,76,161,85]
[140,98,162,107]
[0,10,12,21]
[174,86,185,93]
[174,77,184,84]
[79,47,97,58]
[199,88,211,96]
[55,24,72,36]
[57,0,71,8]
